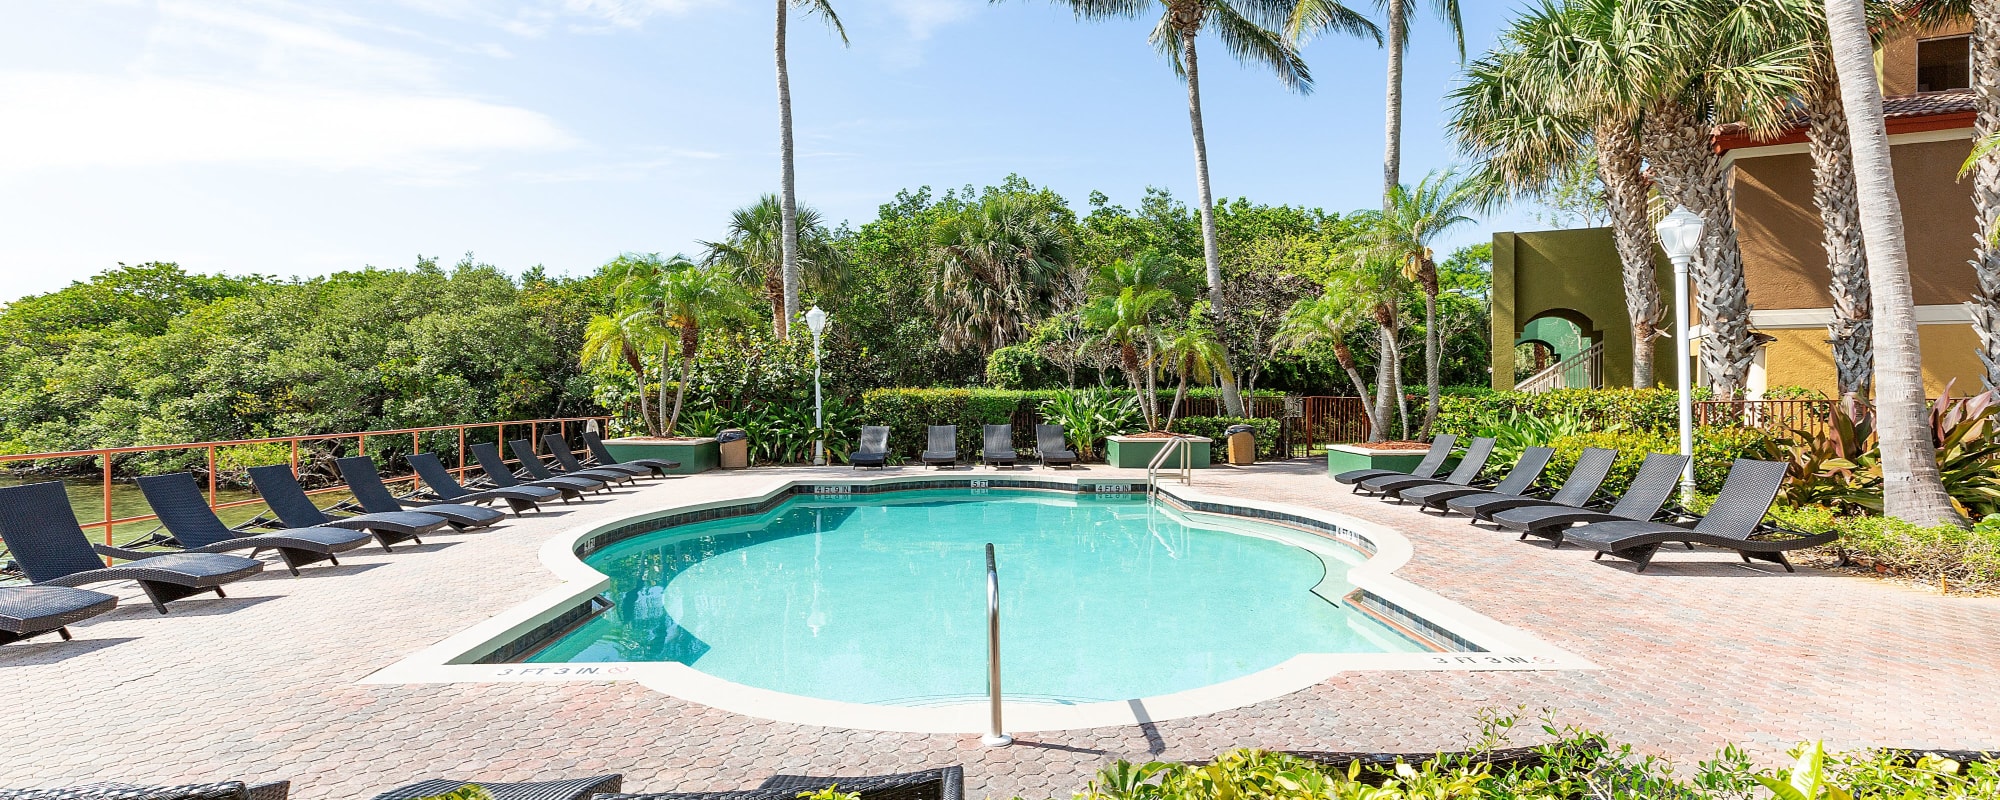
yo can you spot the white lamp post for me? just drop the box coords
[805,305,830,466]
[1655,206,1705,500]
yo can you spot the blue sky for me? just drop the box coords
[0,0,1547,300]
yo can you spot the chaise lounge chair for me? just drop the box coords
[1445,447,1617,522]
[511,439,631,487]
[1398,446,1553,513]
[922,425,958,470]
[247,464,450,550]
[127,472,373,576]
[0,780,291,800]
[471,442,604,499]
[584,430,680,477]
[1333,435,1456,486]
[1,585,119,644]
[849,426,890,469]
[1360,437,1496,500]
[335,457,506,531]
[1491,452,1691,547]
[0,481,264,614]
[1566,458,1834,572]
[1036,424,1078,469]
[408,452,563,514]
[370,774,622,800]
[543,433,653,480]
[981,424,1017,469]
[597,767,962,800]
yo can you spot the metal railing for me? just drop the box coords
[1515,342,1605,394]
[1146,436,1195,503]
[1694,398,1840,439]
[1297,396,1372,454]
[982,542,1010,747]
[0,416,612,563]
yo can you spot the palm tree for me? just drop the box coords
[701,194,844,338]
[774,0,847,340]
[1084,283,1176,431]
[580,313,657,435]
[1277,287,1378,422]
[617,260,750,436]
[1321,238,1411,440]
[926,192,1073,355]
[1294,0,1460,208]
[1825,0,1965,526]
[1157,314,1232,430]
[1375,169,1476,434]
[1054,0,1372,418]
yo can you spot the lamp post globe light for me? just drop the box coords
[805,306,829,466]
[1655,206,1705,499]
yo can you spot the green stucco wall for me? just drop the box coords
[1491,228,1677,391]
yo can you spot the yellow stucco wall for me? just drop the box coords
[1880,17,1975,97]
[1758,324,1984,398]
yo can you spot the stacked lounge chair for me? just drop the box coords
[1359,437,1496,500]
[130,472,373,576]
[335,457,507,531]
[921,426,958,470]
[1036,424,1078,469]
[1333,435,1455,487]
[598,767,962,800]
[0,585,119,644]
[511,439,632,487]
[248,464,450,549]
[1445,447,1617,522]
[370,774,623,800]
[1398,446,1553,513]
[1491,452,1691,547]
[1565,458,1832,572]
[850,426,891,470]
[543,433,653,480]
[584,430,681,477]
[0,481,263,614]
[408,452,563,514]
[981,424,1017,469]
[471,442,604,499]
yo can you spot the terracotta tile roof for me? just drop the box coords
[1882,88,1977,118]
[1715,89,1977,151]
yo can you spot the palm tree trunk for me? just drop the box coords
[1644,100,1757,395]
[1178,24,1247,418]
[1824,0,1964,527]
[1121,341,1150,429]
[1597,119,1662,388]
[774,0,799,340]
[1333,341,1377,422]
[1370,325,1394,442]
[668,325,699,435]
[765,265,787,338]
[1806,73,1873,396]
[621,346,657,436]
[1387,326,1409,439]
[1142,337,1161,429]
[1421,273,1440,436]
[1165,368,1190,432]
[1382,0,1406,208]
[658,340,672,436]
[1969,0,2000,387]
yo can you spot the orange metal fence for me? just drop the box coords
[1299,397,1372,453]
[0,416,611,559]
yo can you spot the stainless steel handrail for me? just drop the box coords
[982,542,1011,746]
[1146,436,1194,502]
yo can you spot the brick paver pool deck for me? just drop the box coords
[5,461,1997,797]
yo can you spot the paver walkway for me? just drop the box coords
[4,461,1997,798]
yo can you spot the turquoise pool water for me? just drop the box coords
[529,489,1424,705]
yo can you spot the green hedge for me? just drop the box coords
[1170,417,1283,462]
[1545,426,1777,496]
[1437,388,1685,436]
[858,388,1285,458]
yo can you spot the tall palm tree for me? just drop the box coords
[617,260,750,436]
[1294,0,1460,207]
[1824,0,1964,526]
[701,194,844,338]
[1375,169,1476,434]
[580,313,657,435]
[1055,0,1370,418]
[774,0,847,340]
[1278,287,1378,422]
[1324,239,1411,440]
[1157,314,1232,430]
[1084,283,1176,430]
[926,192,1073,355]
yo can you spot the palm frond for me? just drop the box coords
[1209,0,1313,93]
[1285,0,1381,43]
[795,0,849,44]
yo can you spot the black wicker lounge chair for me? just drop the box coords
[981,424,1017,469]
[369,774,622,800]
[1360,437,1496,500]
[247,464,450,549]
[127,472,372,576]
[1398,446,1553,513]
[921,425,958,470]
[599,768,963,800]
[471,442,603,499]
[583,430,680,477]
[1566,458,1832,572]
[1882,749,1998,774]
[511,439,630,487]
[0,781,291,800]
[0,585,118,644]
[1333,435,1456,487]
[850,426,891,469]
[1036,424,1078,469]
[1445,447,1618,522]
[1285,741,1601,788]
[0,481,264,615]
[1491,452,1691,547]
[409,452,562,514]
[542,433,652,480]
[335,457,506,531]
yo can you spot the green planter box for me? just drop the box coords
[601,437,719,474]
[1105,435,1211,470]
[1326,444,1426,479]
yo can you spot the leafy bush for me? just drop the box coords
[1470,410,1612,475]
[1436,389,1683,437]
[1544,426,1775,496]
[1039,390,1141,460]
[1833,516,2000,595]
[859,387,1282,459]
[1170,417,1282,462]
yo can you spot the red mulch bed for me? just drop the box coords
[1124,431,1202,439]
[616,436,709,443]
[1349,440,1432,451]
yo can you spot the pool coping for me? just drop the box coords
[364,473,1596,734]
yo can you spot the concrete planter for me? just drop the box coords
[600,437,719,474]
[1326,444,1427,479]
[1105,435,1211,470]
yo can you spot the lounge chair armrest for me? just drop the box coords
[1753,521,1837,541]
[94,543,170,562]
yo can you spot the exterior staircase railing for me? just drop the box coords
[1515,341,1605,394]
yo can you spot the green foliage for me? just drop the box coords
[794,788,860,800]
[1470,409,1611,473]
[1169,417,1282,462]
[1545,426,1775,496]
[1833,516,2000,595]
[858,388,1038,458]
[1436,389,1683,438]
[1039,389,1143,461]
[1763,398,1876,512]
[984,343,1046,390]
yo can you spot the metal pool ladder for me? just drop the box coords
[1146,436,1194,502]
[983,542,1011,747]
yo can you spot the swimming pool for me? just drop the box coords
[526,488,1426,705]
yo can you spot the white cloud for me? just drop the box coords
[886,0,977,41]
[557,0,715,29]
[0,72,576,173]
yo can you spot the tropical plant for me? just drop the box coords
[1039,389,1141,460]
[773,0,847,339]
[1156,313,1231,431]
[1765,395,1876,511]
[1330,241,1414,440]
[1965,130,2000,249]
[1084,258,1179,430]
[927,191,1074,355]
[1846,386,2000,519]
[1276,286,1376,422]
[1473,409,1610,470]
[1050,0,1376,419]
[580,312,657,435]
[1372,169,1477,435]
[613,258,752,436]
[701,194,845,338]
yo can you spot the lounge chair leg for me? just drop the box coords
[328,555,340,566]
[214,586,227,598]
[1774,551,1795,573]
[58,627,73,641]
[1592,552,1604,561]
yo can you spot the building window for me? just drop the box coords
[1918,35,1971,92]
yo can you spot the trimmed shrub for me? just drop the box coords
[1832,516,2000,594]
[1169,416,1283,461]
[859,388,1288,458]
[1545,425,1776,496]
[1437,388,1684,436]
